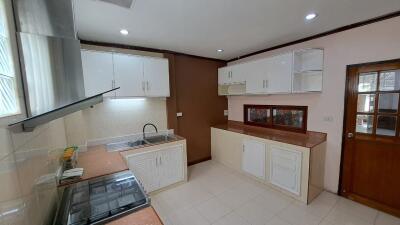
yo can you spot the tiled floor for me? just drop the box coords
[151,160,400,225]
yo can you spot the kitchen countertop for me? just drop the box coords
[106,207,163,225]
[213,120,327,148]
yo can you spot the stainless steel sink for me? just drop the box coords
[144,134,177,144]
[106,134,177,152]
[127,139,149,147]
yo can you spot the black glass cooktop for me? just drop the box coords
[55,171,150,225]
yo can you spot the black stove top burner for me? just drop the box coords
[55,171,150,225]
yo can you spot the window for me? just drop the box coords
[356,70,400,136]
[0,0,19,117]
[244,105,308,133]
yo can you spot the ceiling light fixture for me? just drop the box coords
[120,29,129,35]
[216,49,224,53]
[305,13,317,20]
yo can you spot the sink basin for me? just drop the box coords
[127,140,149,147]
[106,134,177,152]
[145,134,177,144]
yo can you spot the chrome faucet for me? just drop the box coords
[143,123,158,140]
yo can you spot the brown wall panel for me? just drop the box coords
[169,55,227,165]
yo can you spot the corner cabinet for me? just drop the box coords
[218,48,323,96]
[211,127,326,204]
[122,141,187,194]
[81,49,170,98]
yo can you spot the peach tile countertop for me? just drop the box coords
[107,207,163,225]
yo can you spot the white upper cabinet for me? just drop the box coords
[81,49,170,98]
[266,52,293,93]
[242,139,266,179]
[113,53,145,97]
[143,57,170,97]
[81,50,115,97]
[245,58,269,94]
[218,48,323,95]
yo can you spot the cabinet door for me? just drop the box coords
[270,146,302,195]
[245,59,269,94]
[218,67,230,85]
[113,53,145,97]
[81,50,115,97]
[242,139,266,179]
[159,145,184,189]
[231,64,246,84]
[126,151,159,193]
[143,57,170,97]
[267,53,293,93]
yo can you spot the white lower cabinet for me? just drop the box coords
[242,139,266,179]
[126,145,184,193]
[270,146,302,195]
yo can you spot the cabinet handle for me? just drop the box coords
[142,81,145,91]
[156,157,158,166]
[146,81,150,90]
[243,144,245,152]
[159,156,162,165]
[262,80,265,88]
[265,80,268,88]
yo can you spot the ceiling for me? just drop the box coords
[74,0,400,60]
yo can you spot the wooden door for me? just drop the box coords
[81,50,115,97]
[143,57,170,97]
[167,54,227,165]
[341,59,400,217]
[113,53,145,97]
[242,139,266,179]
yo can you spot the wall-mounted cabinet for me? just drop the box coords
[81,49,170,98]
[218,48,323,96]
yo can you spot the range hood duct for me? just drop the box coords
[10,0,117,132]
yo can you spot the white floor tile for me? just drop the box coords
[150,160,399,225]
[212,212,250,225]
[234,200,275,225]
[169,207,210,225]
[195,198,232,223]
[375,212,400,225]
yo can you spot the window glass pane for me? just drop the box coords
[378,93,399,114]
[273,109,304,128]
[357,94,375,113]
[0,75,18,116]
[0,36,13,76]
[379,70,400,91]
[358,72,377,92]
[356,115,374,134]
[248,108,270,124]
[376,116,397,136]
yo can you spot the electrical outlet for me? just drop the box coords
[323,116,334,122]
[224,110,228,116]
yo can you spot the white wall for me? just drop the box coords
[64,98,168,145]
[227,17,400,193]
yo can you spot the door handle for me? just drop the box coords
[347,133,354,138]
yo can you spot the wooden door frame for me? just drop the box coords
[338,57,400,216]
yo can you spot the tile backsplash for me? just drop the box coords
[0,118,67,225]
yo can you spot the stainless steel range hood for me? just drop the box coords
[9,0,116,131]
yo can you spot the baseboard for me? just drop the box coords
[188,156,212,166]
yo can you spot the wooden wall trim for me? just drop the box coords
[227,10,400,62]
[80,39,226,63]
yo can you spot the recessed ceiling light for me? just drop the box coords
[120,29,129,35]
[305,13,317,20]
[217,49,224,53]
